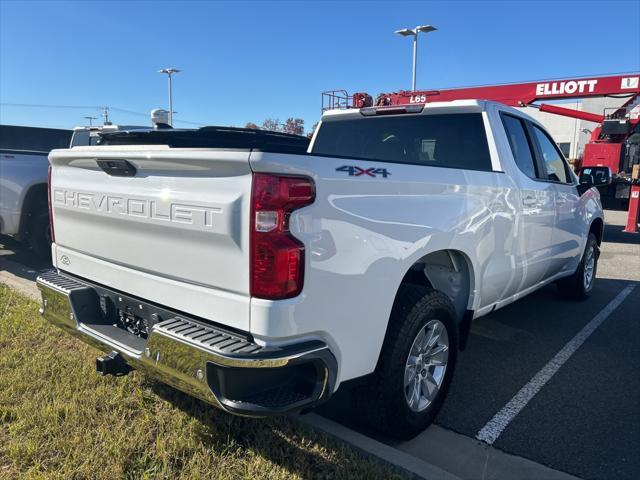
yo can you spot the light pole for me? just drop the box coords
[394,25,437,91]
[158,68,181,126]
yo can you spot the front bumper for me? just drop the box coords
[36,270,337,416]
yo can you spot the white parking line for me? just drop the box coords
[476,284,636,445]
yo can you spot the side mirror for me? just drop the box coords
[577,166,612,195]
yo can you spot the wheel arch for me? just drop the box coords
[395,249,477,350]
[589,216,604,245]
[17,182,48,240]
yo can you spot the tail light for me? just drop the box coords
[47,165,55,244]
[250,173,315,299]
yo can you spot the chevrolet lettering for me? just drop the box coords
[53,189,222,229]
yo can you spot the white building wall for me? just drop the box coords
[517,102,581,159]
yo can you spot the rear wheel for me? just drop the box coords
[357,285,458,439]
[557,233,598,300]
[28,210,52,260]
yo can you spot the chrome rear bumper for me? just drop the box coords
[37,270,337,416]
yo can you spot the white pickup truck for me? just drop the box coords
[37,101,610,439]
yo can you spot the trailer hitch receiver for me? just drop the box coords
[96,351,132,376]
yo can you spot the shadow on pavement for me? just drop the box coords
[0,235,52,282]
[603,223,640,245]
[146,380,385,478]
[317,278,638,446]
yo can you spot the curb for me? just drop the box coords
[298,414,461,480]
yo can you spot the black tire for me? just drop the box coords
[356,285,458,440]
[28,210,52,261]
[557,233,598,300]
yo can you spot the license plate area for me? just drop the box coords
[60,270,248,357]
[70,280,175,354]
[116,305,151,339]
[102,295,157,340]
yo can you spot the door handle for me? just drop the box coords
[522,196,537,206]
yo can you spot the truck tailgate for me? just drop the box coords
[49,146,252,330]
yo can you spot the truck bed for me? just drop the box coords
[49,127,309,332]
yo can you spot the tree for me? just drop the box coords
[283,117,304,136]
[262,118,281,132]
[244,122,259,130]
[307,121,319,139]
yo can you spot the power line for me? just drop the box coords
[0,102,102,110]
[108,107,205,126]
[0,102,206,126]
[173,119,207,126]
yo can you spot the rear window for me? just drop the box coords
[312,113,492,171]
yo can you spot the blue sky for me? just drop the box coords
[1,0,639,132]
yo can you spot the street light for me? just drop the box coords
[394,25,437,91]
[158,68,181,126]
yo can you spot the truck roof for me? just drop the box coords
[319,98,544,129]
[320,99,490,120]
[94,125,310,153]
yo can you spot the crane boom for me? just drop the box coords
[377,73,639,107]
[535,103,605,123]
[321,72,640,206]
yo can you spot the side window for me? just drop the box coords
[531,125,571,183]
[501,114,537,178]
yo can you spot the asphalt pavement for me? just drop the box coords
[319,209,640,480]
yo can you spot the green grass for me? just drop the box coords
[0,285,403,480]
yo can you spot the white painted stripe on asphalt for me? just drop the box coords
[476,284,636,445]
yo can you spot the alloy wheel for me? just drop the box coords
[404,319,449,412]
[584,244,596,290]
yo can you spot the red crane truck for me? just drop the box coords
[323,73,640,208]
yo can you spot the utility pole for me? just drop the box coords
[101,107,111,125]
[158,68,181,126]
[84,116,97,126]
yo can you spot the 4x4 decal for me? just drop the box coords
[336,165,391,178]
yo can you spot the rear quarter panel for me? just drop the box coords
[249,148,520,385]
